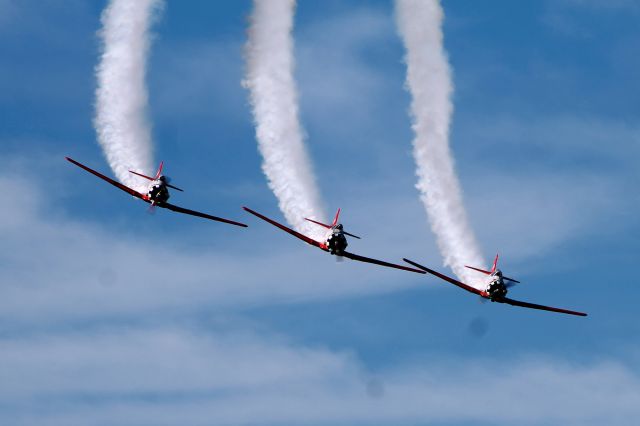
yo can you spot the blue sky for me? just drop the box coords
[1,0,639,424]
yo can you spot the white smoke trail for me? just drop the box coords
[244,0,326,239]
[94,0,162,191]
[395,0,485,285]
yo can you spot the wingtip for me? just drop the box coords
[402,258,425,270]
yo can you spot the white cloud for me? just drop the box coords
[295,6,402,144]
[458,115,640,172]
[466,171,620,262]
[1,324,638,425]
[446,114,637,264]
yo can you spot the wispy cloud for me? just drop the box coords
[1,324,638,425]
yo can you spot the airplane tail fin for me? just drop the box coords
[129,161,184,192]
[305,208,361,238]
[154,161,164,180]
[465,252,520,284]
[331,208,341,227]
[464,253,499,276]
[490,253,499,274]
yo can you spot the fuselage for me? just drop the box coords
[147,177,170,205]
[325,225,348,255]
[485,269,508,300]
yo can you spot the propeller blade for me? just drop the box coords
[504,276,520,284]
[505,281,518,289]
[343,231,361,239]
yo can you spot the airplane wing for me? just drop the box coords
[163,203,247,227]
[403,258,485,296]
[243,207,326,250]
[66,157,146,201]
[499,297,587,317]
[343,252,425,274]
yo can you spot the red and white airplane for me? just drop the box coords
[403,254,587,317]
[66,157,247,227]
[243,206,425,274]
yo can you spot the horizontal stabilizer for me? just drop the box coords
[129,170,156,181]
[343,231,361,239]
[166,183,184,192]
[305,217,333,229]
[465,265,492,275]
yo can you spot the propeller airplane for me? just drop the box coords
[65,157,247,227]
[243,206,425,274]
[403,254,587,317]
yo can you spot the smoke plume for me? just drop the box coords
[95,0,162,191]
[395,0,485,285]
[244,0,326,239]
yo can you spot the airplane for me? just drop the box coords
[66,157,248,227]
[243,206,425,274]
[403,254,587,317]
